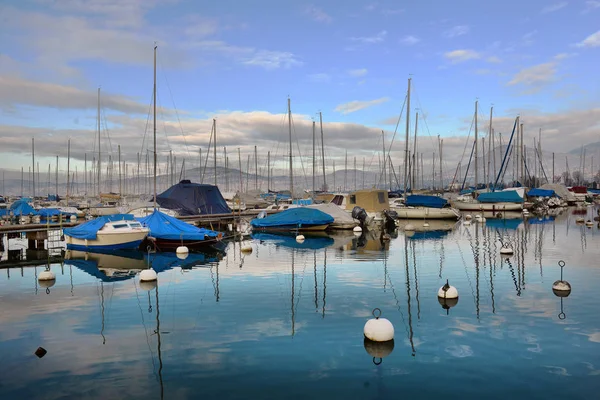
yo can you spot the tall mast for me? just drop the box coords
[84,153,87,198]
[344,150,347,191]
[213,119,217,187]
[382,130,386,190]
[238,148,243,193]
[520,122,524,184]
[267,151,271,191]
[254,145,258,191]
[288,98,293,196]
[66,138,71,204]
[474,100,478,190]
[32,138,35,199]
[312,121,316,193]
[55,156,58,198]
[412,112,418,190]
[224,147,228,191]
[403,78,411,197]
[118,144,122,202]
[153,45,157,209]
[439,137,443,191]
[97,87,101,196]
[488,106,493,189]
[319,112,326,191]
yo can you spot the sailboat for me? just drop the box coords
[394,78,460,220]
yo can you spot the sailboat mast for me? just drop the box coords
[214,119,217,187]
[439,136,443,191]
[403,78,411,197]
[66,138,70,204]
[312,121,316,193]
[267,151,271,191]
[412,112,418,190]
[319,112,326,191]
[55,156,58,198]
[288,98,293,195]
[32,138,35,199]
[97,87,101,196]
[382,130,386,190]
[153,45,157,209]
[118,144,122,201]
[488,106,493,189]
[254,145,258,191]
[474,100,478,190]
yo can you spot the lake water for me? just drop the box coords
[1,206,599,399]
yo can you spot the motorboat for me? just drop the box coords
[63,214,149,251]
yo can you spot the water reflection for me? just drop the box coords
[0,207,599,398]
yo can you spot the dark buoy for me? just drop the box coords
[35,347,47,358]
[552,260,571,297]
[364,337,395,365]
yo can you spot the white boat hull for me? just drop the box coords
[392,206,460,220]
[88,206,120,216]
[452,201,523,211]
[65,231,148,250]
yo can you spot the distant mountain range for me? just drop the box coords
[569,141,600,155]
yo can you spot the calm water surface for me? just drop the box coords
[1,206,600,399]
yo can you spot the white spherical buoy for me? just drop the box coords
[585,220,593,227]
[241,244,253,253]
[404,224,415,231]
[423,222,430,227]
[576,217,585,224]
[438,296,459,313]
[140,280,158,291]
[38,270,56,281]
[500,246,514,255]
[140,268,157,282]
[437,279,458,299]
[552,260,571,297]
[70,215,77,222]
[296,234,305,243]
[465,214,472,220]
[353,226,363,233]
[176,245,189,254]
[363,308,394,342]
[364,337,395,362]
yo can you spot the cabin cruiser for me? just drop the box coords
[63,214,149,251]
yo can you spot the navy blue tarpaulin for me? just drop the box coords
[157,180,231,216]
[527,188,556,197]
[405,195,448,208]
[477,191,523,203]
[251,208,334,229]
[138,209,220,241]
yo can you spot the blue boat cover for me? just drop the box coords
[138,209,220,241]
[292,198,313,205]
[407,230,450,240]
[9,200,38,216]
[477,191,523,203]
[588,188,600,195]
[251,207,334,229]
[251,232,334,250]
[405,195,448,208]
[63,214,135,240]
[157,180,231,216]
[527,188,556,197]
[485,218,523,230]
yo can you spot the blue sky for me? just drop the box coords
[0,0,599,181]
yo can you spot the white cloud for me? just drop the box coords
[486,56,502,63]
[334,97,390,114]
[443,25,469,38]
[444,49,481,63]
[242,50,303,70]
[348,68,368,77]
[583,0,600,13]
[0,76,151,114]
[541,2,568,13]
[522,30,538,46]
[400,35,420,45]
[304,5,332,23]
[576,30,600,47]
[381,8,404,16]
[350,30,387,44]
[508,62,557,93]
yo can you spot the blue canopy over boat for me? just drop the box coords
[405,195,448,208]
[527,188,556,197]
[407,230,450,240]
[485,218,523,230]
[477,191,523,203]
[156,180,231,216]
[9,200,38,216]
[251,208,334,229]
[63,214,135,240]
[138,209,220,241]
[251,232,334,250]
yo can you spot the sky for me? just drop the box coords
[1,0,599,185]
